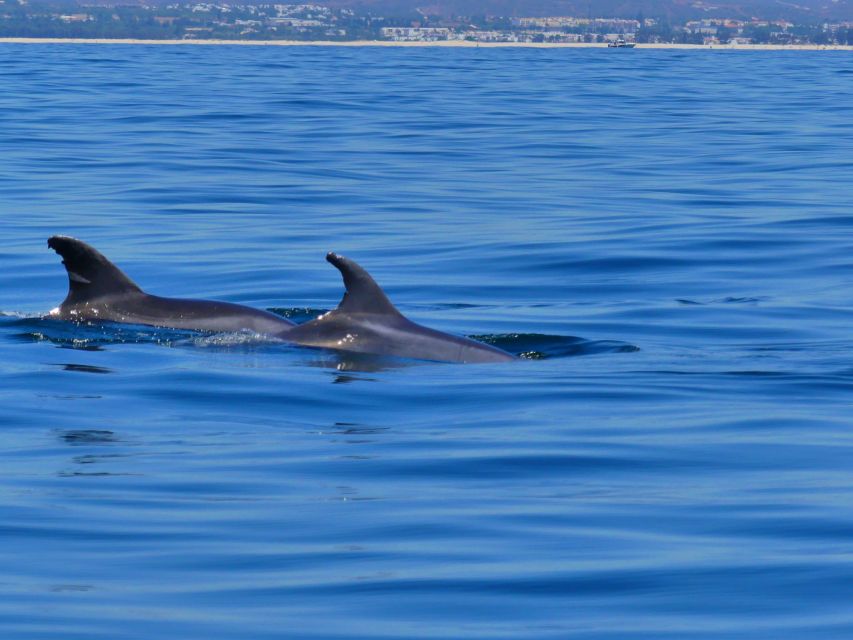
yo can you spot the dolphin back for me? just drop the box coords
[48,235,143,306]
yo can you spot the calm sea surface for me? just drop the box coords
[1,44,852,639]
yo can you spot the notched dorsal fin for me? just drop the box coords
[48,235,142,304]
[326,252,401,316]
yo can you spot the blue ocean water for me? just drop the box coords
[1,43,852,638]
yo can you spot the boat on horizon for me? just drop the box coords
[608,37,636,48]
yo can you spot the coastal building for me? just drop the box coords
[183,26,213,38]
[514,17,586,28]
[270,18,325,27]
[380,27,451,42]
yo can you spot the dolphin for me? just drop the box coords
[285,252,515,364]
[47,235,295,334]
[47,236,515,364]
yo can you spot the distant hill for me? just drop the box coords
[66,0,853,22]
[318,0,853,22]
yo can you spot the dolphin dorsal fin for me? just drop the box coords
[326,252,401,316]
[48,236,142,304]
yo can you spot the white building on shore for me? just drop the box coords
[380,27,452,41]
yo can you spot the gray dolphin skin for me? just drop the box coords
[284,252,516,364]
[48,236,515,364]
[48,236,295,334]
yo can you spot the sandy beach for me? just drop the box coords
[0,37,851,50]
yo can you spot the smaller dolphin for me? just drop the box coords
[48,236,294,334]
[284,253,515,364]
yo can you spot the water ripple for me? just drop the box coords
[0,45,851,640]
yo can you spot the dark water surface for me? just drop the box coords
[1,45,852,639]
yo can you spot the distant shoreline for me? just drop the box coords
[0,38,851,50]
